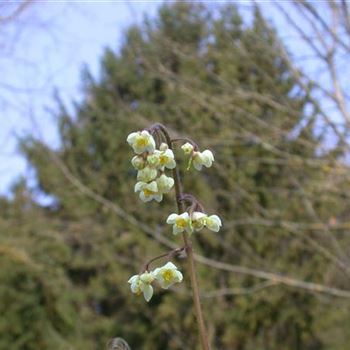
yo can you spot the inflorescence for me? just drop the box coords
[126,126,222,302]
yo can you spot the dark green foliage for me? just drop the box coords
[1,2,350,349]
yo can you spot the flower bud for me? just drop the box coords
[157,174,174,193]
[205,215,222,232]
[137,166,158,182]
[131,156,145,170]
[159,143,169,151]
[147,152,160,168]
[181,142,194,155]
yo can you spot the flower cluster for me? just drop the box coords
[166,211,222,235]
[181,142,214,171]
[128,262,183,302]
[127,125,222,307]
[127,130,175,202]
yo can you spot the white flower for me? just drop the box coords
[205,215,222,232]
[131,156,146,170]
[156,174,174,193]
[128,271,155,302]
[135,181,163,202]
[147,149,176,170]
[191,211,207,231]
[147,152,161,168]
[181,142,194,155]
[166,212,193,235]
[159,149,176,169]
[128,275,142,294]
[127,130,156,154]
[153,262,183,289]
[191,212,222,232]
[140,271,155,284]
[137,166,158,182]
[193,150,214,170]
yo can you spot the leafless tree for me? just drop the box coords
[274,0,350,148]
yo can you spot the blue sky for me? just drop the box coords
[0,1,160,196]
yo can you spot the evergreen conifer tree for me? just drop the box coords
[2,2,348,349]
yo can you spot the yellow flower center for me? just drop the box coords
[163,270,173,282]
[159,155,167,165]
[193,220,203,229]
[143,189,155,197]
[136,137,148,147]
[176,218,187,229]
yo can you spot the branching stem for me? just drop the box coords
[141,247,185,273]
[150,123,210,350]
[171,137,200,151]
[179,193,205,213]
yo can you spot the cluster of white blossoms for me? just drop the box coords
[166,211,222,235]
[127,130,175,202]
[127,126,222,303]
[128,262,183,302]
[181,142,214,171]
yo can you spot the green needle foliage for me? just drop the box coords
[1,2,350,349]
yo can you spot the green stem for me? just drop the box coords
[152,123,210,350]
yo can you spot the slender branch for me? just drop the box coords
[171,137,200,151]
[152,123,210,350]
[201,281,278,298]
[0,0,33,24]
[195,254,350,299]
[141,247,185,273]
[174,174,210,350]
[179,193,205,213]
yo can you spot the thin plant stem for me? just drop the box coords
[141,247,185,273]
[171,137,200,151]
[151,123,210,350]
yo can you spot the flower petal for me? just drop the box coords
[134,181,145,193]
[146,181,158,192]
[193,156,203,170]
[206,215,222,232]
[126,132,138,144]
[201,150,214,167]
[179,212,190,220]
[154,194,163,202]
[173,225,182,235]
[162,262,177,270]
[139,191,150,202]
[128,275,139,284]
[192,211,207,220]
[142,284,153,302]
[166,214,178,224]
[174,270,183,282]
